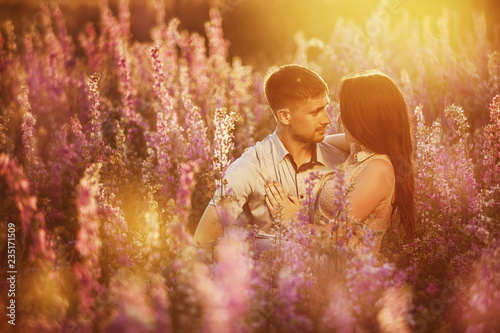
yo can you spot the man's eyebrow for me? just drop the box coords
[312,102,329,112]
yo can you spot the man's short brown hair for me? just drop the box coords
[264,64,329,114]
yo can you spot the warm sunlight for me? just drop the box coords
[0,0,499,332]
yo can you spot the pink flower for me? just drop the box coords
[213,107,237,183]
[74,163,103,317]
[425,282,439,296]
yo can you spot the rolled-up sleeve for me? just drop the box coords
[211,153,259,220]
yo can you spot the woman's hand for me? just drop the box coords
[264,181,300,223]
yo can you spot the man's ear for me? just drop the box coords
[276,108,290,125]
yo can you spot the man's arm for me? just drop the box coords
[324,133,350,152]
[193,204,226,246]
[194,148,260,246]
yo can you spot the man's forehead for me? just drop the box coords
[307,94,330,106]
[288,93,329,111]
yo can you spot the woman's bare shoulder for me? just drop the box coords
[361,157,395,186]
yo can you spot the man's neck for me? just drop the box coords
[277,129,316,169]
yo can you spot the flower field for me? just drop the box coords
[0,0,499,332]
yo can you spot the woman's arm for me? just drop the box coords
[324,133,350,152]
[264,158,394,232]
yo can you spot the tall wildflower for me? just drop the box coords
[471,95,500,245]
[267,172,325,332]
[313,167,351,248]
[444,104,478,216]
[87,73,104,162]
[251,72,268,124]
[117,39,147,131]
[1,20,17,55]
[321,287,356,332]
[153,0,165,30]
[0,106,15,155]
[73,163,103,324]
[39,2,71,118]
[151,1,180,96]
[49,124,76,211]
[20,86,46,195]
[345,257,398,326]
[0,29,4,70]
[463,239,500,332]
[149,46,185,198]
[136,195,184,274]
[163,19,181,94]
[49,2,75,63]
[414,106,447,225]
[488,52,500,93]
[329,169,349,231]
[169,247,207,332]
[0,153,54,262]
[1,23,22,131]
[98,190,133,268]
[150,274,171,333]
[107,271,156,332]
[164,200,195,257]
[150,45,180,128]
[482,95,500,190]
[182,33,209,110]
[70,116,90,167]
[212,107,236,193]
[377,285,412,333]
[205,9,229,109]
[78,23,101,73]
[229,58,256,151]
[176,161,200,222]
[194,229,253,333]
[205,9,228,68]
[99,0,121,62]
[181,92,210,162]
[296,171,321,244]
[118,0,131,44]
[1,156,67,333]
[272,235,314,332]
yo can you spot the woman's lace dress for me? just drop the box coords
[316,144,395,254]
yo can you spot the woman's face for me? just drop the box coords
[337,114,359,144]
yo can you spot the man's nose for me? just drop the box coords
[321,109,331,125]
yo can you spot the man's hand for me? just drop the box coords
[264,181,300,223]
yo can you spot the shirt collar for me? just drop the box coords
[272,130,290,162]
[314,143,326,166]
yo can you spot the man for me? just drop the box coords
[193,64,349,245]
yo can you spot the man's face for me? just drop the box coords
[288,94,331,143]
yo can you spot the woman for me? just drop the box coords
[265,71,415,254]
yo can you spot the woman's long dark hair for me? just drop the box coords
[338,71,415,240]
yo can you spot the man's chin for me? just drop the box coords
[315,133,326,142]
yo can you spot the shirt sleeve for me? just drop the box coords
[211,153,260,220]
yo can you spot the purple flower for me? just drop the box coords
[213,107,237,191]
[425,282,439,296]
[74,163,103,317]
[176,160,200,221]
[182,93,210,162]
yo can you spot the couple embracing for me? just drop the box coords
[194,64,415,256]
